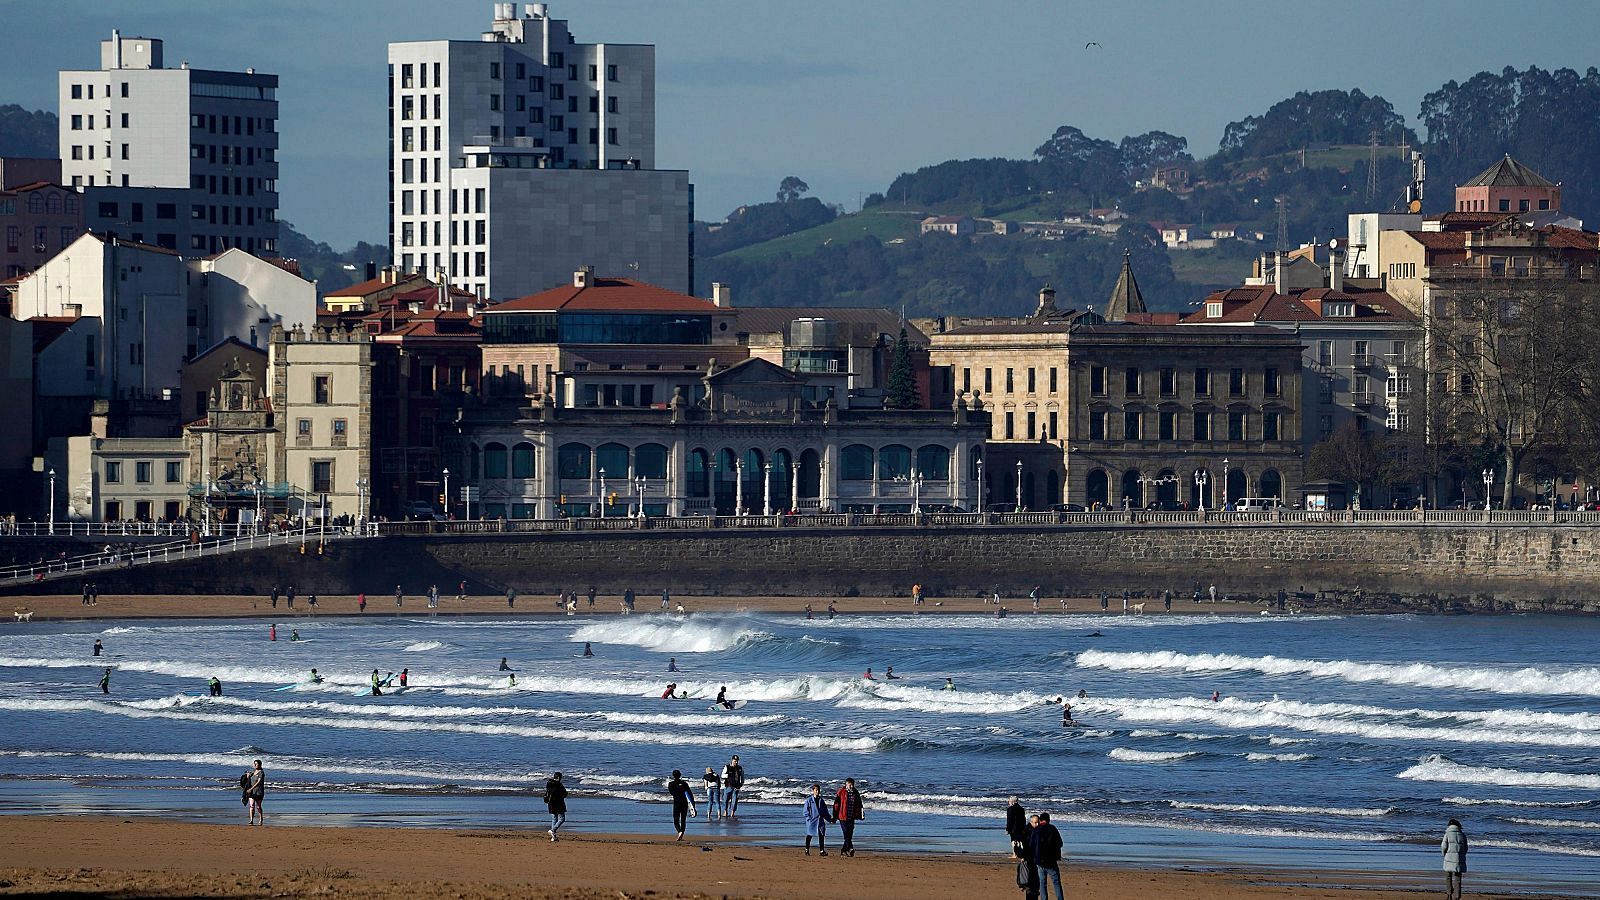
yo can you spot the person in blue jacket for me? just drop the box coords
[803,782,837,856]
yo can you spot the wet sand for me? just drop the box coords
[9,592,1290,621]
[0,816,1442,899]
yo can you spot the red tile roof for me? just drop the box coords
[326,274,433,298]
[491,277,717,314]
[1180,286,1417,324]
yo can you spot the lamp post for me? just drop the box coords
[734,457,745,516]
[635,475,647,519]
[1015,459,1024,511]
[911,468,924,515]
[1482,467,1493,511]
[976,457,985,513]
[47,467,56,535]
[1221,456,1231,508]
[1194,468,1210,513]
[442,467,451,520]
[598,467,607,518]
[790,458,800,515]
[355,478,367,530]
[763,460,773,517]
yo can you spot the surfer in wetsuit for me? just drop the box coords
[1210,690,1221,702]
[668,657,679,673]
[716,685,734,709]
[1062,703,1075,727]
[499,657,512,671]
[309,669,322,684]
[209,676,223,697]
[399,668,408,687]
[885,666,898,680]
[943,677,956,691]
[863,667,874,680]
[582,642,594,657]
[1076,688,1087,699]
[370,669,383,696]
[99,667,111,694]
[662,682,679,699]
[93,639,103,657]
[290,629,300,642]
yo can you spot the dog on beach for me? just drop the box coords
[13,607,33,622]
[1128,603,1145,616]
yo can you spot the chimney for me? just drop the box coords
[1272,251,1285,294]
[63,303,83,320]
[365,261,378,281]
[380,265,399,285]
[573,265,594,288]
[711,282,732,308]
[1329,246,1345,292]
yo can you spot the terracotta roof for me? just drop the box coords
[1461,155,1555,188]
[5,181,67,194]
[1180,286,1417,324]
[326,273,434,298]
[1547,226,1599,251]
[491,277,718,314]
[1402,230,1467,250]
[388,285,478,305]
[1426,211,1514,229]
[28,316,83,353]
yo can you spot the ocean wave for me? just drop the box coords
[570,618,767,654]
[403,641,445,652]
[0,698,878,753]
[135,695,787,728]
[1267,736,1313,746]
[0,748,529,783]
[1108,748,1200,762]
[1444,796,1594,808]
[1476,839,1600,858]
[1076,695,1600,749]
[1399,755,1600,790]
[1505,817,1600,830]
[1075,650,1600,697]
[836,681,1050,714]
[1245,752,1315,762]
[1170,801,1392,818]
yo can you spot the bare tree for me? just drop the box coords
[1307,422,1382,508]
[1426,280,1594,507]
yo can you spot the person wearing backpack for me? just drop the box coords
[544,772,567,842]
[1015,813,1041,900]
[832,778,865,857]
[1028,812,1063,900]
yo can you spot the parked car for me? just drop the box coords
[405,501,445,521]
[1048,503,1088,513]
[1233,497,1284,512]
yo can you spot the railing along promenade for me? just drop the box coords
[0,526,372,587]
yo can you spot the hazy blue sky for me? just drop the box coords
[5,0,1596,248]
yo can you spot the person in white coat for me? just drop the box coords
[1441,818,1467,900]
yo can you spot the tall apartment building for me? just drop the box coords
[59,31,279,256]
[388,3,691,302]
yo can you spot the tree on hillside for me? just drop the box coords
[777,176,810,203]
[1421,66,1600,217]
[1033,125,1127,202]
[1308,423,1382,508]
[0,106,58,157]
[1218,89,1415,161]
[886,327,920,409]
[1118,131,1192,175]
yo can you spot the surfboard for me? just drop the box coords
[708,700,748,711]
[273,682,306,692]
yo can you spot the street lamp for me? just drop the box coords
[598,466,607,518]
[442,467,451,519]
[910,468,924,515]
[635,475,647,519]
[47,467,56,535]
[734,457,745,516]
[1221,456,1231,508]
[355,478,368,530]
[1194,469,1210,513]
[1482,467,1493,511]
[763,460,773,517]
[1015,459,1024,511]
[976,457,986,513]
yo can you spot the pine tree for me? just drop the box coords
[886,327,920,409]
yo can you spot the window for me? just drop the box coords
[1392,340,1409,365]
[1229,367,1244,396]
[1499,199,1510,211]
[607,95,618,113]
[1159,410,1176,441]
[296,418,311,437]
[1194,368,1210,395]
[1090,410,1107,440]
[1026,367,1036,393]
[71,84,82,99]
[1317,340,1333,366]
[333,418,347,437]
[1206,301,1223,318]
[490,62,500,79]
[1026,411,1037,439]
[841,445,874,481]
[1159,368,1175,396]
[1264,367,1280,396]
[1228,411,1246,441]
[135,461,152,483]
[105,501,121,521]
[1048,367,1058,393]
[489,94,500,111]
[71,114,82,130]
[961,367,971,393]
[1004,411,1015,439]
[1263,411,1281,441]
[105,461,122,483]
[1090,366,1106,395]
[1318,376,1334,403]
[1319,413,1333,437]
[311,461,333,494]
[984,368,993,394]
[607,64,618,81]
[1048,410,1059,439]
[1124,367,1141,394]
[1193,411,1210,441]
[1124,410,1141,440]
[166,461,182,483]
[606,127,617,145]
[1005,368,1014,393]
[1519,199,1530,212]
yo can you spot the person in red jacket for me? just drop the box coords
[833,777,866,857]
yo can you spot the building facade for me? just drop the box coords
[0,165,87,279]
[63,434,189,522]
[269,324,373,520]
[59,31,278,255]
[388,3,689,300]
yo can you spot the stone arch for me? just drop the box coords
[1260,469,1283,500]
[634,443,669,479]
[482,442,508,479]
[1086,469,1109,508]
[1121,469,1143,507]
[511,442,535,479]
[557,442,591,479]
[916,444,951,480]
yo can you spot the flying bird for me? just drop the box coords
[1085,41,1101,49]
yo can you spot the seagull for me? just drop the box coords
[1085,41,1101,49]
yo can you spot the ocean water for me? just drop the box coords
[3,610,1599,893]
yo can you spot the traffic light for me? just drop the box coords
[559,494,567,505]
[608,492,618,507]
[438,493,447,506]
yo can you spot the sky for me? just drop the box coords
[3,0,1596,249]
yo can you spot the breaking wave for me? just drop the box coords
[569,618,768,654]
[1398,755,1600,790]
[1108,748,1200,763]
[1169,801,1392,818]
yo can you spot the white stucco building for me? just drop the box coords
[187,248,317,354]
[59,31,279,256]
[388,3,690,301]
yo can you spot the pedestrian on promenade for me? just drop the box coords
[1442,818,1468,900]
[1099,591,1108,612]
[703,766,723,820]
[1209,583,1218,603]
[722,754,745,816]
[661,589,671,611]
[587,586,596,608]
[833,777,865,857]
[544,772,567,842]
[667,769,697,840]
[307,594,317,612]
[1030,586,1040,611]
[803,783,836,856]
[90,583,98,605]
[286,585,295,609]
[1005,796,1027,857]
[82,583,91,606]
[1028,811,1064,900]
[246,759,266,825]
[457,580,467,603]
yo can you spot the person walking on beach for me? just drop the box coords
[286,585,295,609]
[703,766,723,820]
[358,593,367,613]
[833,777,864,857]
[544,772,567,842]
[803,783,836,856]
[587,586,596,608]
[270,586,279,609]
[1030,586,1040,612]
[246,759,266,825]
[98,667,111,694]
[1016,813,1042,900]
[1209,583,1218,603]
[722,755,745,816]
[1099,591,1108,612]
[661,589,671,611]
[1005,796,1028,857]
[667,769,697,840]
[395,584,404,608]
[507,587,517,609]
[1028,811,1064,900]
[1441,818,1467,900]
[93,639,103,657]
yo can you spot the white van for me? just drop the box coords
[1234,497,1283,512]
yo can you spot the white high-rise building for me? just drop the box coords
[59,31,279,257]
[389,3,691,301]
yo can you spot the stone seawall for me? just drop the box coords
[8,525,1600,613]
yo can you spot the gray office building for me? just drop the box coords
[388,3,691,301]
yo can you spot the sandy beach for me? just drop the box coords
[0,816,1453,899]
[9,592,1286,621]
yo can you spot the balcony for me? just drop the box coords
[1352,392,1375,406]
[1350,353,1374,368]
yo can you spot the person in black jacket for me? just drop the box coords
[544,772,567,842]
[1016,813,1041,900]
[1005,796,1028,857]
[1028,812,1063,900]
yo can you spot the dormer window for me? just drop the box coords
[1325,302,1355,318]
[1205,301,1223,318]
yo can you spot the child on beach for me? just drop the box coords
[803,783,836,856]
